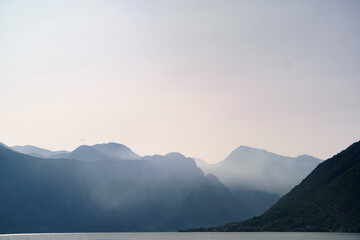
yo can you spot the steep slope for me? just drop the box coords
[0,142,11,149]
[201,146,322,195]
[0,145,252,233]
[230,189,280,216]
[189,141,360,232]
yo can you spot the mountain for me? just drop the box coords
[200,146,322,196]
[50,142,140,161]
[11,145,69,158]
[141,152,253,229]
[0,145,252,233]
[172,173,252,230]
[60,145,118,161]
[195,146,321,216]
[229,189,280,217]
[195,155,281,216]
[93,142,141,160]
[6,143,317,221]
[185,141,360,232]
[143,153,203,180]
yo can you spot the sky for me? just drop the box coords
[0,0,359,163]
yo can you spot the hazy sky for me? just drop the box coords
[1,0,359,163]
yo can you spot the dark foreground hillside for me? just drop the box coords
[184,141,360,232]
[0,145,252,233]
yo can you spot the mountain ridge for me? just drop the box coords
[0,144,253,233]
[7,142,320,219]
[184,140,360,232]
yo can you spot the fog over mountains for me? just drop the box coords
[196,146,322,195]
[188,141,360,232]
[0,141,322,233]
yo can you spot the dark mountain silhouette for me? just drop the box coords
[0,145,252,233]
[229,189,280,216]
[185,141,360,232]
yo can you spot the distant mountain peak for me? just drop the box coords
[232,145,277,155]
[164,152,186,159]
[93,142,129,149]
[66,142,141,161]
[200,145,321,196]
[235,145,256,150]
[73,145,95,151]
[92,142,141,160]
[76,144,89,148]
[223,146,280,165]
[295,154,321,160]
[143,152,200,177]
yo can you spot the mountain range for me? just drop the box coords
[0,141,327,233]
[0,143,252,233]
[184,141,360,232]
[12,142,140,161]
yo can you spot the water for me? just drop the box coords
[0,232,359,240]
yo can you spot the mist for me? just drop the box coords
[0,142,256,232]
[198,146,322,195]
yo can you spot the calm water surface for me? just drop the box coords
[0,232,359,240]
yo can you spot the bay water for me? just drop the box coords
[0,232,359,240]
